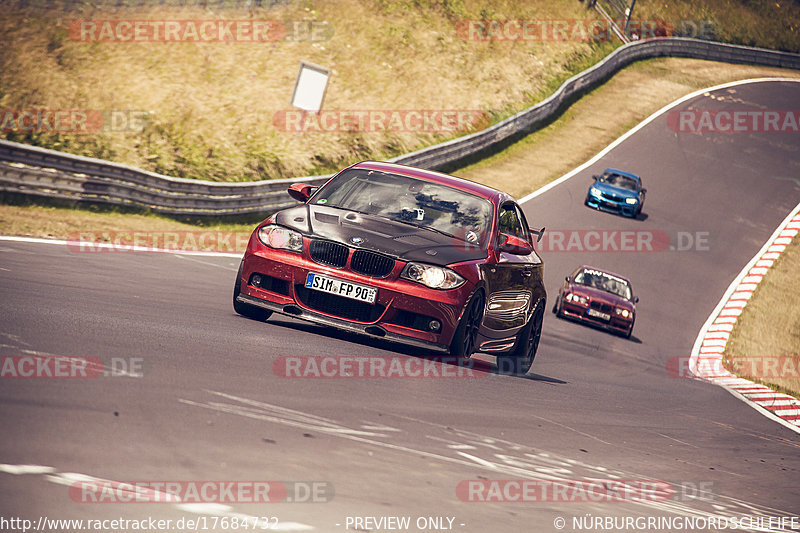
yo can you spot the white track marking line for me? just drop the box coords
[0,235,241,257]
[0,464,55,475]
[0,464,316,531]
[172,254,239,270]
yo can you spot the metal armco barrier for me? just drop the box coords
[2,38,799,216]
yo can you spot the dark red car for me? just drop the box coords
[552,265,637,338]
[233,161,547,374]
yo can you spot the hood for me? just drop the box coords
[568,283,633,308]
[592,180,638,200]
[274,204,488,266]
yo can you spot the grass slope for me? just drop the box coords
[1,0,798,183]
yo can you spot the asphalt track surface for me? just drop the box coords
[1,79,800,532]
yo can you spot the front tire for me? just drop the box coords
[625,319,635,339]
[553,297,564,318]
[499,303,544,376]
[449,292,485,359]
[233,260,273,321]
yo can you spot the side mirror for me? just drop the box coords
[287,183,317,202]
[565,276,570,282]
[592,175,599,181]
[498,233,532,256]
[634,296,639,304]
[641,188,647,194]
[531,226,545,243]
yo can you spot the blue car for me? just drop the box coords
[584,169,646,218]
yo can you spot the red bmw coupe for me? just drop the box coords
[234,161,547,374]
[553,265,637,338]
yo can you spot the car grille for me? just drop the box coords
[295,285,385,323]
[590,301,613,313]
[351,250,395,278]
[601,192,623,202]
[309,240,348,268]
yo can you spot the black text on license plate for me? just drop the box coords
[587,308,611,321]
[305,273,377,304]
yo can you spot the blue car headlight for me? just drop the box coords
[625,198,638,204]
[589,187,601,197]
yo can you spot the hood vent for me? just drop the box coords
[314,212,340,224]
[393,234,436,246]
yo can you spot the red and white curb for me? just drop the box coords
[689,204,800,434]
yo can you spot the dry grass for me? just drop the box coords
[0,0,607,181]
[633,0,800,53]
[0,203,253,252]
[1,0,798,184]
[724,234,800,399]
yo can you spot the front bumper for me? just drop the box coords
[585,194,638,217]
[236,293,450,352]
[560,300,633,335]
[240,246,475,352]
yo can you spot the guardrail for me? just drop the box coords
[2,38,799,216]
[0,142,329,216]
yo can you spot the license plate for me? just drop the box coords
[587,308,611,321]
[305,273,377,304]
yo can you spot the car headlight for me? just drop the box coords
[566,293,588,305]
[615,307,631,318]
[257,225,303,253]
[625,198,638,204]
[589,187,601,197]
[400,262,465,290]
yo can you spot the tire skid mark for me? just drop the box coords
[180,391,797,530]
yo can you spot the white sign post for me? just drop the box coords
[291,61,330,113]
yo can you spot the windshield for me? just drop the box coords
[599,172,638,191]
[312,168,493,247]
[574,268,633,300]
